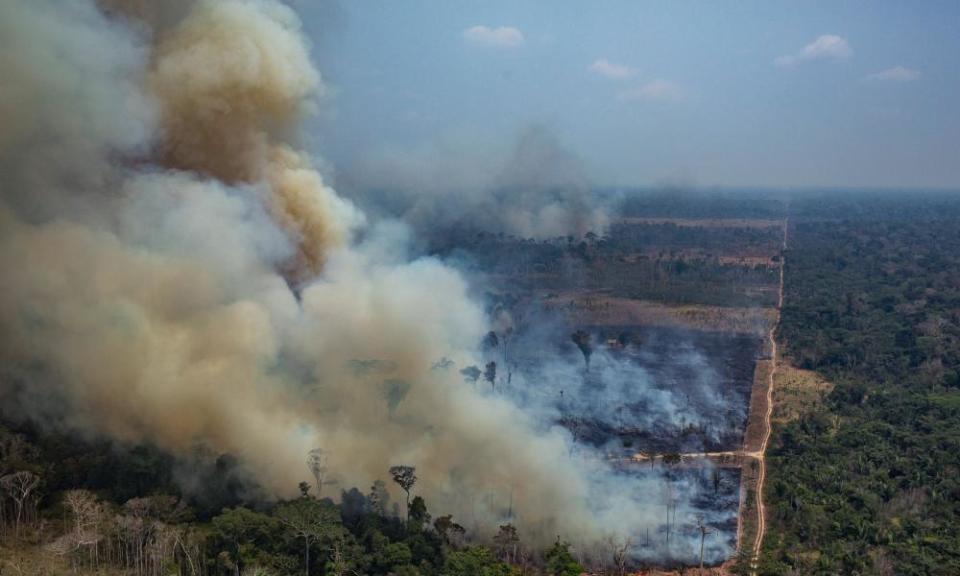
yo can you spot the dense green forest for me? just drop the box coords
[760,194,960,575]
[0,421,584,576]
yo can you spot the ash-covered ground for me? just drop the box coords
[470,305,761,566]
[440,221,773,566]
[604,465,742,566]
[490,322,761,456]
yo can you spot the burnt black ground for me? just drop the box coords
[605,464,743,566]
[503,323,761,455]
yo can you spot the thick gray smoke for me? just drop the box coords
[340,125,611,241]
[513,347,731,441]
[0,0,733,564]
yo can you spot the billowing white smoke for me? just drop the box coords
[0,0,732,561]
[0,0,584,543]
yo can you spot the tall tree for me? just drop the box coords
[277,498,341,576]
[388,466,417,525]
[605,534,632,576]
[484,361,497,390]
[368,480,390,516]
[59,490,103,567]
[571,330,593,371]
[408,496,430,531]
[483,331,500,352]
[493,524,520,564]
[696,514,714,570]
[0,470,39,536]
[306,448,327,498]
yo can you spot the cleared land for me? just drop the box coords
[540,295,776,335]
[445,214,787,569]
[770,362,833,424]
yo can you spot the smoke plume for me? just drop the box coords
[0,0,732,562]
[341,125,611,242]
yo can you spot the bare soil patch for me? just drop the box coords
[539,294,776,335]
[771,362,833,423]
[742,360,773,454]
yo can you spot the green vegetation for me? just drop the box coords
[0,422,582,576]
[760,194,960,575]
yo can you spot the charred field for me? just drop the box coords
[478,317,758,565]
[495,320,762,455]
[606,463,743,566]
[441,205,784,567]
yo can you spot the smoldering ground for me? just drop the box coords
[460,304,749,563]
[484,321,751,453]
[0,0,735,565]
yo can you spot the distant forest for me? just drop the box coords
[760,192,960,575]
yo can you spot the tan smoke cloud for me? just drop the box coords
[149,0,316,181]
[149,0,359,274]
[0,0,640,549]
[264,145,362,278]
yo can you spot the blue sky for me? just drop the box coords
[296,1,960,189]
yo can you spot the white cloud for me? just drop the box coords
[618,79,683,102]
[866,65,920,82]
[775,34,852,67]
[589,58,635,79]
[462,25,524,48]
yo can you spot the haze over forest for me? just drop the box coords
[0,2,958,576]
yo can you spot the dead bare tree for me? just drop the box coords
[307,448,328,498]
[64,490,104,568]
[695,514,714,570]
[662,481,679,551]
[0,471,39,536]
[144,522,177,576]
[120,497,164,576]
[571,330,593,371]
[171,526,201,576]
[605,534,632,576]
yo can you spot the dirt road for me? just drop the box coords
[608,219,789,573]
[748,219,787,574]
